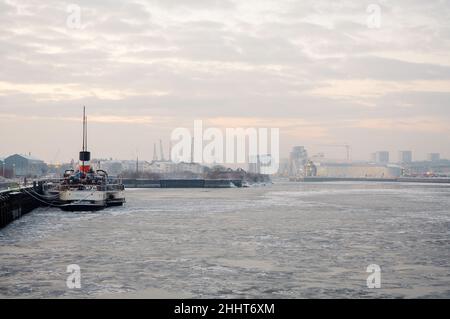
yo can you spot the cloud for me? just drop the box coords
[352,117,450,133]
[0,81,169,101]
[0,113,156,124]
[308,79,450,100]
[0,0,449,161]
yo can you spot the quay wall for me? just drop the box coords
[0,187,41,229]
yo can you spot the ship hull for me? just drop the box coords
[107,200,125,207]
[59,189,107,211]
[106,190,125,207]
[60,204,106,211]
[58,189,125,211]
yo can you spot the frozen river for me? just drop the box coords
[1,182,449,298]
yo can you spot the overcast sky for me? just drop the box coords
[1,0,449,163]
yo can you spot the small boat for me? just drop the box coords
[57,107,125,211]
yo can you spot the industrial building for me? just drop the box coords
[4,154,48,177]
[289,146,308,177]
[316,163,402,178]
[404,159,450,176]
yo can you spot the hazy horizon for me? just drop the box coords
[1,0,450,163]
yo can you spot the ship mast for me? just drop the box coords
[79,106,91,173]
[83,106,87,152]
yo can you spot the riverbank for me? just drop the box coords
[296,176,450,183]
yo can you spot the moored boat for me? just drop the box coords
[57,107,125,211]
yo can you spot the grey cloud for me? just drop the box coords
[335,56,450,81]
[1,0,450,160]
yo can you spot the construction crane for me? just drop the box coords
[316,144,351,161]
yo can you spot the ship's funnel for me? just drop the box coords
[79,151,91,161]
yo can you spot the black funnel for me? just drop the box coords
[79,151,91,161]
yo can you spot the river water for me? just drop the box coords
[0,182,449,298]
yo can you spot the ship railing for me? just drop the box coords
[36,177,125,191]
[57,184,105,191]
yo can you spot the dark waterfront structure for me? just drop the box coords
[0,184,43,229]
[122,179,243,188]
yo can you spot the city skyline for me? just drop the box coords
[1,146,447,166]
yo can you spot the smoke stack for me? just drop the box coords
[153,143,158,161]
[191,137,194,163]
[160,139,165,161]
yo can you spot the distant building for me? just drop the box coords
[46,163,75,177]
[4,154,47,177]
[175,162,204,174]
[317,163,402,178]
[404,159,450,176]
[248,154,273,175]
[148,160,176,174]
[398,151,412,163]
[305,160,317,177]
[277,158,290,177]
[289,146,308,177]
[427,153,440,162]
[100,160,124,176]
[374,151,389,164]
[248,155,260,174]
[118,159,146,172]
[146,161,204,175]
[0,157,4,177]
